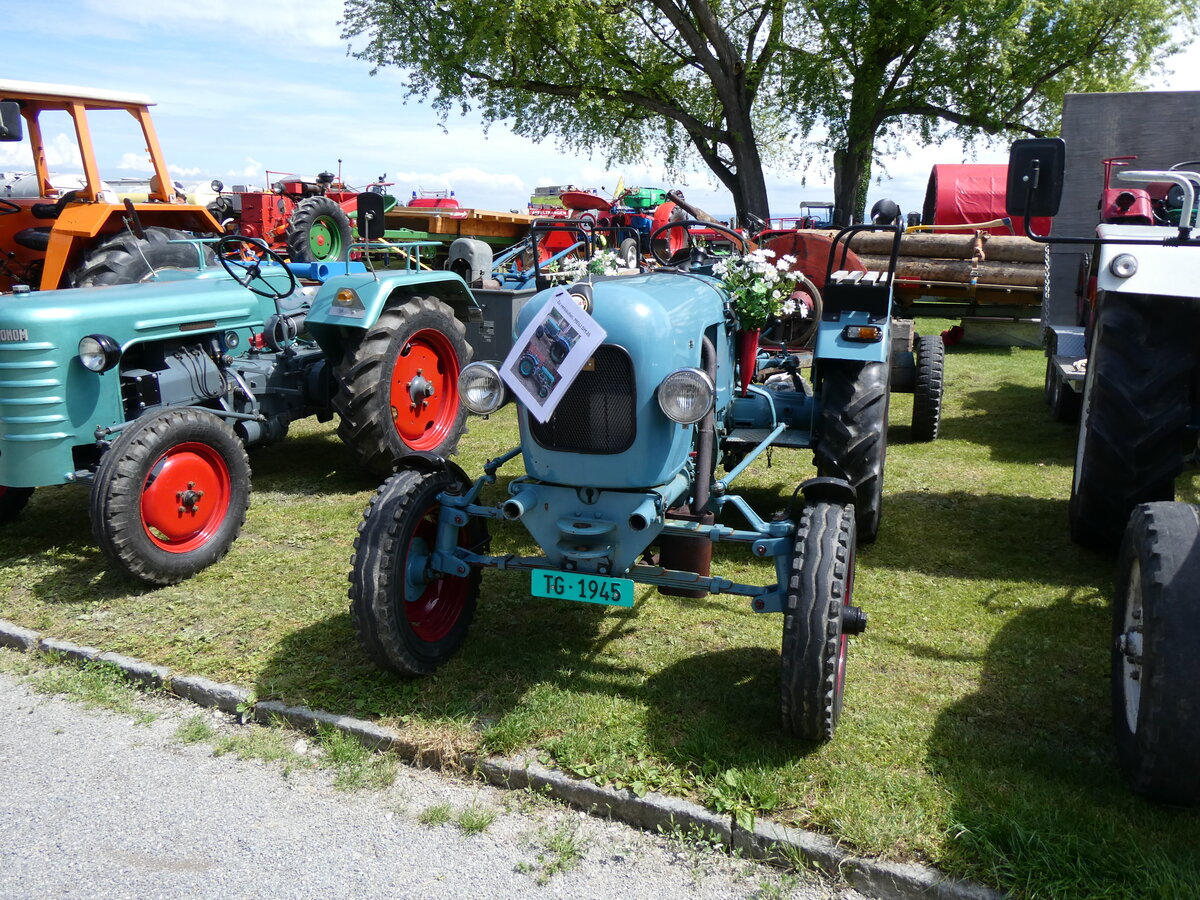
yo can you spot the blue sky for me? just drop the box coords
[6,1,1196,218]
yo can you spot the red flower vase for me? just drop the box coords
[736,328,760,397]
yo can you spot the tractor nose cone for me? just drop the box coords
[842,604,867,635]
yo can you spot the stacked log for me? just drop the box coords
[835,230,1046,305]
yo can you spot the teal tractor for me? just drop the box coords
[0,197,479,586]
[347,220,899,740]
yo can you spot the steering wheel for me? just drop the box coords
[216,235,297,300]
[0,198,21,216]
[649,218,750,265]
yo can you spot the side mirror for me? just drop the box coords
[357,191,386,240]
[1006,138,1065,218]
[0,101,23,142]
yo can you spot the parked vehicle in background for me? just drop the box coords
[1007,136,1200,806]
[0,80,223,292]
[0,189,480,585]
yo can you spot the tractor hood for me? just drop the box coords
[514,271,733,490]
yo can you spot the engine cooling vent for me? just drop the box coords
[530,345,636,453]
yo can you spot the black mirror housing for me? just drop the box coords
[0,101,23,142]
[1006,138,1066,218]
[356,192,386,240]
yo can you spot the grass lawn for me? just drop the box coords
[2,331,1198,898]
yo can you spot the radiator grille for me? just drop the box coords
[530,345,635,453]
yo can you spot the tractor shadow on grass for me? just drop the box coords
[926,589,1200,896]
[949,379,1078,466]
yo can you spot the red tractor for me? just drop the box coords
[207,170,390,264]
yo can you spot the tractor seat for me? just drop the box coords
[30,190,79,220]
[13,227,50,251]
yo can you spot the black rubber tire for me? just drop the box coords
[1069,293,1194,552]
[549,339,569,365]
[285,196,352,263]
[349,467,487,676]
[89,408,251,585]
[618,237,639,269]
[0,486,33,525]
[781,501,858,741]
[333,296,471,476]
[910,334,945,442]
[1112,502,1200,805]
[69,226,212,287]
[1045,356,1081,423]
[814,360,889,543]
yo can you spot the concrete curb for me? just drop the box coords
[0,619,1004,900]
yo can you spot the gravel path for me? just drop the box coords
[0,666,866,900]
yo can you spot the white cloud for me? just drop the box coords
[117,152,153,172]
[169,165,202,177]
[83,0,347,48]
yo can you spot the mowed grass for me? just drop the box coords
[2,327,1199,898]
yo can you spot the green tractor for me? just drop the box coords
[0,189,479,586]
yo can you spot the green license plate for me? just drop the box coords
[531,570,634,607]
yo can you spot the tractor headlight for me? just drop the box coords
[78,334,121,373]
[657,368,714,424]
[1110,253,1138,278]
[459,362,508,415]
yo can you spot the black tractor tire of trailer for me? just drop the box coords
[814,359,889,544]
[69,226,213,287]
[1045,356,1082,423]
[910,334,945,442]
[1069,292,1195,553]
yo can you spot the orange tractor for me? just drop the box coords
[0,80,222,291]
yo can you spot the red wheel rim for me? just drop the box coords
[387,328,460,451]
[139,442,233,553]
[403,500,470,642]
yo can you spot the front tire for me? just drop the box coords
[910,334,944,442]
[814,360,889,543]
[286,196,352,263]
[89,408,250,585]
[1112,502,1200,804]
[334,297,471,476]
[349,468,487,675]
[70,227,212,286]
[1070,293,1193,552]
[781,501,861,741]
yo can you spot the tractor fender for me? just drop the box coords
[814,310,892,363]
[304,270,481,357]
[799,476,856,507]
[395,452,474,491]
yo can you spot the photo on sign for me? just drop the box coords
[500,287,607,422]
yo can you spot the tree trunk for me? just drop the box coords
[832,144,873,228]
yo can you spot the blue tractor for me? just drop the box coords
[348,221,899,740]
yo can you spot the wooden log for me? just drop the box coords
[842,231,1044,263]
[856,253,1045,288]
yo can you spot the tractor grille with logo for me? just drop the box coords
[530,344,636,454]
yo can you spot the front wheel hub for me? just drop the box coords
[842,604,867,635]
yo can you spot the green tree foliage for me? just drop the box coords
[342,0,1195,225]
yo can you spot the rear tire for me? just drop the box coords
[0,486,33,525]
[70,227,212,286]
[781,501,859,741]
[814,360,889,543]
[89,408,250,585]
[334,296,471,476]
[286,196,352,262]
[1045,356,1081,422]
[1070,293,1193,552]
[349,468,487,675]
[910,334,944,441]
[1112,502,1200,804]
